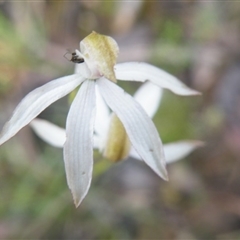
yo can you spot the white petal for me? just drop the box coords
[30,118,101,150]
[93,134,101,150]
[64,80,96,207]
[95,85,110,138]
[97,78,168,180]
[115,62,200,96]
[30,119,66,148]
[130,140,204,164]
[134,81,163,118]
[163,140,204,164]
[0,74,84,146]
[129,147,141,160]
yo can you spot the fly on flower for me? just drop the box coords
[0,31,201,207]
[64,50,84,64]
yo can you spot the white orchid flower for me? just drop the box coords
[30,82,203,164]
[0,31,200,207]
[31,81,203,164]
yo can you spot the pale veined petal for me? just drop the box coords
[129,140,204,164]
[95,85,110,138]
[93,134,102,150]
[114,62,200,96]
[97,78,168,180]
[30,118,101,150]
[30,119,66,148]
[129,147,141,160]
[0,74,84,146]
[163,140,204,164]
[64,80,96,207]
[133,81,163,118]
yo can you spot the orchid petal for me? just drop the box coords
[30,118,101,150]
[64,80,96,207]
[30,119,66,148]
[95,85,110,138]
[163,140,204,164]
[97,78,168,180]
[115,62,200,96]
[0,74,84,146]
[93,134,101,150]
[129,147,141,160]
[130,140,203,164]
[134,81,163,118]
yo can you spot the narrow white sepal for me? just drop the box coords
[94,85,110,138]
[97,78,168,180]
[133,81,163,118]
[0,74,84,146]
[64,80,96,207]
[163,140,204,164]
[129,140,204,164]
[93,134,102,150]
[30,119,66,148]
[129,147,141,160]
[30,118,102,150]
[115,62,201,96]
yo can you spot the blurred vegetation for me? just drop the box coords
[0,1,240,239]
[0,14,29,95]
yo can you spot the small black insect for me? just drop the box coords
[64,50,84,64]
[70,51,84,63]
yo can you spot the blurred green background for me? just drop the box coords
[0,1,240,239]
